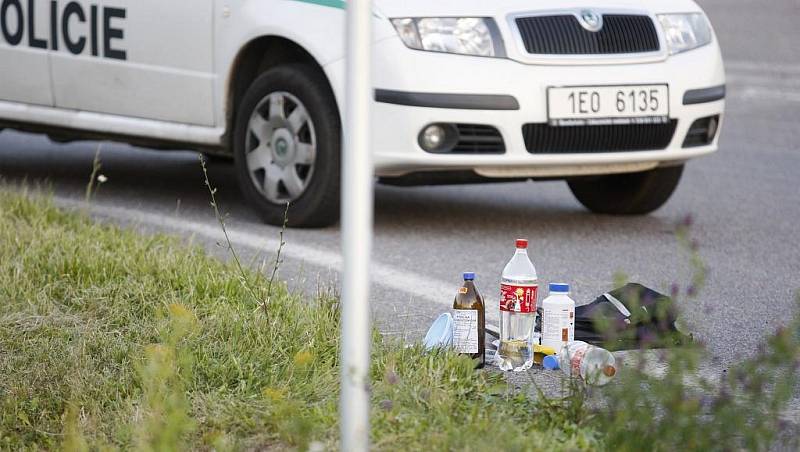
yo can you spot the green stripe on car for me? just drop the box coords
[292,0,345,9]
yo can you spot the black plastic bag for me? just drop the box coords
[541,283,692,351]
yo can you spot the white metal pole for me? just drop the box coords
[341,0,373,450]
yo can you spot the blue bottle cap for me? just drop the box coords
[543,355,560,370]
[463,272,476,281]
[549,283,570,293]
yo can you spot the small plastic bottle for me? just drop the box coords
[541,283,575,351]
[558,341,617,386]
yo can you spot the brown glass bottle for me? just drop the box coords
[453,272,486,368]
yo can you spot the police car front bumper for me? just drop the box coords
[325,36,725,178]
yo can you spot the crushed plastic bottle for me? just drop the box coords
[558,341,617,386]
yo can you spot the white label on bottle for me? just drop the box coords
[452,309,479,354]
[542,307,575,345]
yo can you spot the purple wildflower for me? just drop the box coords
[385,369,399,385]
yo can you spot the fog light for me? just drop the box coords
[421,125,446,150]
[418,123,459,153]
[683,115,720,148]
[707,116,718,142]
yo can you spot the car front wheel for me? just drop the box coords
[567,165,684,215]
[234,64,340,227]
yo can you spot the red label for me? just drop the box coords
[571,346,588,376]
[499,283,538,313]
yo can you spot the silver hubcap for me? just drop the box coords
[245,91,316,203]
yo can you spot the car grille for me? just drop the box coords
[515,14,660,55]
[522,121,677,154]
[452,124,505,154]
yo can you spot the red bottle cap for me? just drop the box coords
[515,239,528,249]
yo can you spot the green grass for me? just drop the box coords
[4,188,798,451]
[0,190,599,451]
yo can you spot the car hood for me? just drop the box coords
[373,0,704,19]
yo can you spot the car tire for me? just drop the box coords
[567,165,684,215]
[233,64,341,227]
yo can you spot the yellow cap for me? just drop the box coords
[533,344,556,356]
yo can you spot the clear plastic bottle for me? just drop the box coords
[541,283,576,351]
[496,239,538,372]
[558,341,617,386]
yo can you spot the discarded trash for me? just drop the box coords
[574,283,692,350]
[541,283,576,350]
[542,355,560,370]
[533,344,556,365]
[423,313,453,351]
[485,348,497,364]
[496,239,539,372]
[558,341,617,386]
[424,244,688,381]
[531,331,541,347]
[453,272,486,368]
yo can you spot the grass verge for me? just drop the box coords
[0,190,599,451]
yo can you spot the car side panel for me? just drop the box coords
[214,0,401,129]
[50,0,216,126]
[0,0,53,106]
[212,0,345,128]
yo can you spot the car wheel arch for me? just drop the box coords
[224,35,340,153]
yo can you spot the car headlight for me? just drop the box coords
[658,13,713,55]
[390,17,505,57]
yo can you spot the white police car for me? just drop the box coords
[0,0,724,226]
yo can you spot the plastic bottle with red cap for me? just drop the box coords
[496,239,539,371]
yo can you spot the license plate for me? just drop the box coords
[547,85,669,126]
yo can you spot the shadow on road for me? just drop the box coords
[0,131,675,237]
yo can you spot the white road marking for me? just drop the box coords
[733,86,800,104]
[53,195,501,325]
[726,73,800,89]
[712,61,800,104]
[726,60,800,76]
[726,72,800,104]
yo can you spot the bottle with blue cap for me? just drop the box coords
[453,272,485,368]
[541,282,576,351]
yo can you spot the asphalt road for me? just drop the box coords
[0,0,798,388]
